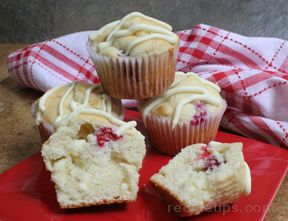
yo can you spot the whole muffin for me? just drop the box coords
[139,72,227,155]
[33,82,123,142]
[87,11,179,99]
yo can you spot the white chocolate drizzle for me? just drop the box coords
[90,12,178,56]
[39,85,63,112]
[243,162,252,195]
[58,83,75,117]
[173,94,220,128]
[54,108,136,135]
[37,82,136,133]
[142,72,222,128]
[175,72,221,92]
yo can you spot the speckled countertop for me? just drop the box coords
[0,44,287,221]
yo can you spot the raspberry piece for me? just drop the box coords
[190,102,207,126]
[199,145,210,159]
[96,127,123,147]
[204,155,221,171]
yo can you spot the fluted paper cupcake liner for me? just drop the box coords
[144,102,227,155]
[87,43,179,99]
[37,121,55,143]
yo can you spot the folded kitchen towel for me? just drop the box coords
[7,24,288,147]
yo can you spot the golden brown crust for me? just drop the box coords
[150,179,200,217]
[59,198,131,209]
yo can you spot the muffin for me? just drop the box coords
[150,141,251,217]
[33,82,123,142]
[87,11,179,99]
[139,72,227,155]
[42,113,146,208]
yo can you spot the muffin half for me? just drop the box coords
[150,141,251,217]
[42,113,146,208]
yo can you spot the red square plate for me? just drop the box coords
[0,111,287,221]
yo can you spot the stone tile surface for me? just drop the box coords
[1,0,288,42]
[0,44,42,173]
[0,0,55,43]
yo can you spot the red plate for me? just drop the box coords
[0,110,287,221]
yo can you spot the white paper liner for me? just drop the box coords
[144,101,227,155]
[87,42,179,99]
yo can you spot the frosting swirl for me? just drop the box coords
[89,12,178,57]
[36,82,135,134]
[141,72,225,128]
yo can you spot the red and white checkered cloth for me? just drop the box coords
[7,24,288,148]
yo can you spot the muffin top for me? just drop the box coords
[140,72,226,128]
[35,82,123,128]
[43,115,144,170]
[89,12,179,57]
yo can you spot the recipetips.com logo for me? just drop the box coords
[167,203,269,215]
